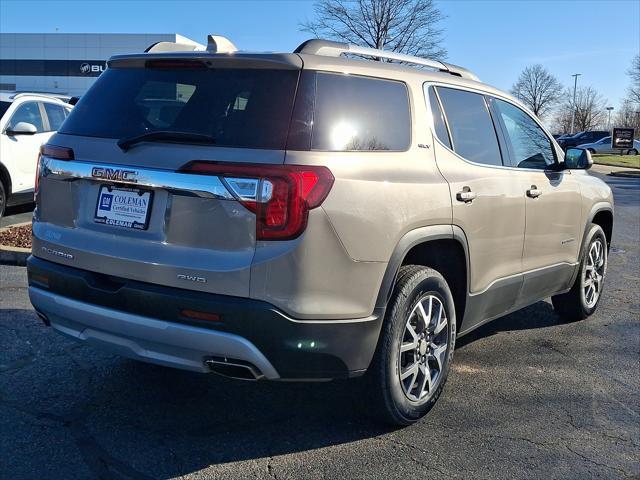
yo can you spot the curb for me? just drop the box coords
[0,221,32,266]
[608,171,640,178]
[0,246,30,266]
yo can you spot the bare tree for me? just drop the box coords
[553,86,606,133]
[510,65,563,119]
[614,99,640,137]
[300,0,447,60]
[627,54,640,105]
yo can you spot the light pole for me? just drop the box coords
[570,73,581,134]
[606,106,614,130]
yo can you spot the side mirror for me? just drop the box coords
[564,147,593,170]
[5,122,38,136]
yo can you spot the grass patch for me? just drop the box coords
[593,154,640,169]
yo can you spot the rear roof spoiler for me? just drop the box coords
[145,35,237,54]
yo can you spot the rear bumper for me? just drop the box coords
[27,256,384,380]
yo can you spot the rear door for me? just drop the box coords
[490,97,583,302]
[34,57,302,297]
[427,85,525,328]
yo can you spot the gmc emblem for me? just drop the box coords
[91,167,138,182]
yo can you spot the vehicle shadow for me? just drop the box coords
[3,202,34,217]
[1,299,564,479]
[456,300,561,349]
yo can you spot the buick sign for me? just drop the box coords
[80,63,105,75]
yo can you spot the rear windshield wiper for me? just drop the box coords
[117,131,217,152]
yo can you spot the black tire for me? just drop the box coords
[627,148,638,156]
[367,265,456,425]
[588,148,596,154]
[0,180,6,219]
[552,224,607,321]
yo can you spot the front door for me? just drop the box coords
[3,101,51,193]
[490,98,583,303]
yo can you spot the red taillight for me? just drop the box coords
[180,162,334,240]
[36,145,74,201]
[180,309,222,323]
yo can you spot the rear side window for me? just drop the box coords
[43,103,69,131]
[60,66,299,150]
[436,87,502,166]
[311,73,410,151]
[427,86,451,149]
[493,99,555,170]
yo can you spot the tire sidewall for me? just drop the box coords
[384,271,456,423]
[578,225,607,315]
[0,181,6,218]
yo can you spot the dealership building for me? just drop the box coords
[0,33,201,97]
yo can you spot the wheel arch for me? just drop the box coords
[375,225,470,331]
[588,205,613,251]
[0,161,11,196]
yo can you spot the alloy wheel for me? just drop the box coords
[398,294,449,403]
[583,238,606,308]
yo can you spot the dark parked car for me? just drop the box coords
[558,131,609,150]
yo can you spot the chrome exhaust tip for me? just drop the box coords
[205,357,264,381]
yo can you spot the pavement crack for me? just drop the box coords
[266,456,279,479]
[374,436,449,476]
[0,353,35,373]
[0,396,153,480]
[564,445,630,478]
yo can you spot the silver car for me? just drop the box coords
[578,136,639,155]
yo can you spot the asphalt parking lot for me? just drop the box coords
[1,171,638,480]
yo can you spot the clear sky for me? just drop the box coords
[1,0,638,111]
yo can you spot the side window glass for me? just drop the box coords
[8,102,44,132]
[493,99,555,170]
[311,73,411,151]
[427,87,451,149]
[43,103,68,131]
[436,87,502,166]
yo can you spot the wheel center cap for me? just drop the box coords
[419,341,428,356]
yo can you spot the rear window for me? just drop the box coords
[310,73,410,151]
[60,66,299,150]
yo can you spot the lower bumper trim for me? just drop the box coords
[29,286,280,378]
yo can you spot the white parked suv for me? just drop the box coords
[0,92,72,217]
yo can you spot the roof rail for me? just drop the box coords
[294,39,479,82]
[145,35,237,54]
[10,92,69,102]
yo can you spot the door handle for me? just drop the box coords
[527,185,542,198]
[456,187,476,203]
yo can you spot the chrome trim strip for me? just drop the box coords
[41,157,234,200]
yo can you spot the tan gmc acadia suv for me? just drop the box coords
[27,37,614,425]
